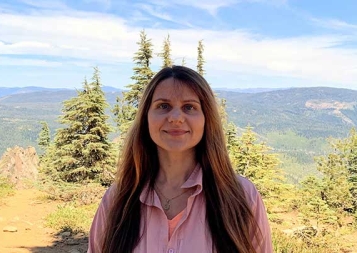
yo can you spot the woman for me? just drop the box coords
[88,66,272,253]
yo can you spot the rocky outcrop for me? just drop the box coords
[305,100,356,125]
[0,146,39,188]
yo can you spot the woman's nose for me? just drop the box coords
[168,108,184,123]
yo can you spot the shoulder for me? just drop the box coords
[88,183,118,252]
[236,175,273,252]
[98,183,118,211]
[236,175,260,206]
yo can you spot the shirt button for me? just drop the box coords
[168,249,174,253]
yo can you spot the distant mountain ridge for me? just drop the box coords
[0,86,123,98]
[219,86,357,138]
[0,87,70,98]
[1,86,356,179]
[1,86,356,137]
[215,87,289,93]
[0,86,286,98]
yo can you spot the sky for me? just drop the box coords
[0,0,357,90]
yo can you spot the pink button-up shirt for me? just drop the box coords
[88,165,273,253]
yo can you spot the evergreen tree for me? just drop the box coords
[337,128,357,210]
[181,57,186,66]
[113,30,154,135]
[232,127,281,179]
[316,153,354,212]
[217,96,241,156]
[226,122,240,151]
[230,127,290,212]
[215,94,288,212]
[158,34,173,68]
[197,40,205,76]
[315,128,357,212]
[37,121,50,152]
[218,98,228,126]
[42,68,116,184]
[299,176,338,228]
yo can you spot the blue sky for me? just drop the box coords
[0,0,357,90]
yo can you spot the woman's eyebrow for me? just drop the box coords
[152,98,170,103]
[182,99,200,104]
[152,98,200,104]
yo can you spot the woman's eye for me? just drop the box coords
[184,105,194,111]
[159,103,170,110]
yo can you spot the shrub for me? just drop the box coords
[0,176,15,199]
[45,202,98,233]
[40,181,106,205]
[273,229,324,253]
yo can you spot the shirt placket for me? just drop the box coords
[165,188,201,253]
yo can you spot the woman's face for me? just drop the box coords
[147,77,205,155]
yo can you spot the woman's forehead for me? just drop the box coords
[152,78,199,99]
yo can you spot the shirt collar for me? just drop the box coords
[139,163,203,207]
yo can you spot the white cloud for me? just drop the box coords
[9,41,52,49]
[247,0,288,6]
[16,0,68,10]
[135,3,174,22]
[83,0,112,10]
[170,31,357,85]
[83,0,111,5]
[176,0,238,16]
[0,56,62,67]
[1,9,357,87]
[134,3,194,27]
[129,10,151,22]
[0,11,137,62]
[147,0,238,16]
[147,0,287,16]
[311,18,357,31]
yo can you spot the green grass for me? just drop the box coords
[0,176,15,199]
[45,202,98,233]
[273,229,321,253]
[272,228,347,253]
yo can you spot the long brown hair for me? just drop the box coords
[102,66,260,253]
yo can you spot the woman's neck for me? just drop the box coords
[156,148,197,189]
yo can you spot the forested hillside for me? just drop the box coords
[1,86,356,179]
[220,87,357,138]
[0,89,121,155]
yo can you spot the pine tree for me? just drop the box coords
[218,98,228,126]
[315,128,357,212]
[338,128,357,211]
[316,153,354,212]
[218,97,239,152]
[217,96,241,159]
[299,176,338,228]
[158,34,173,68]
[113,30,154,135]
[181,57,186,66]
[231,126,290,212]
[226,122,240,151]
[37,121,50,152]
[232,127,281,179]
[216,94,290,213]
[42,68,116,184]
[197,40,205,76]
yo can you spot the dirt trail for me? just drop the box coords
[2,189,356,253]
[0,189,88,253]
